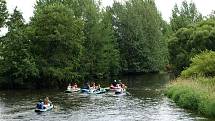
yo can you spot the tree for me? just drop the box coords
[168,19,215,73]
[0,8,38,88]
[30,2,84,87]
[78,0,120,79]
[170,0,202,32]
[181,51,215,78]
[111,0,168,73]
[0,0,8,28]
[209,10,215,19]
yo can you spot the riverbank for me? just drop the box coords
[165,77,215,118]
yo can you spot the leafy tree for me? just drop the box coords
[209,10,215,19]
[30,2,84,87]
[181,51,215,78]
[0,0,8,28]
[0,8,38,88]
[170,0,202,32]
[168,19,215,73]
[78,0,120,79]
[111,0,168,73]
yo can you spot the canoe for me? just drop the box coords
[35,104,53,112]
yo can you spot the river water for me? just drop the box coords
[0,74,213,121]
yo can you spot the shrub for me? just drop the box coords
[177,89,200,110]
[181,51,215,78]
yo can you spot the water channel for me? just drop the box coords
[0,74,212,121]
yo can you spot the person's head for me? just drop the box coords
[46,97,49,100]
[92,82,95,86]
[39,99,43,102]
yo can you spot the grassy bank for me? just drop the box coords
[166,77,215,117]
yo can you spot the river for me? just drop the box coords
[0,73,213,121]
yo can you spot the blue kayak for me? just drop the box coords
[80,88,106,94]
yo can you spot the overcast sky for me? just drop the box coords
[5,0,215,23]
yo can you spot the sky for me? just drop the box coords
[5,0,215,22]
[1,0,215,36]
[0,0,215,36]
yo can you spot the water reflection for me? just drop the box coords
[0,73,212,121]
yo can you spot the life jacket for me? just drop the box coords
[36,102,44,109]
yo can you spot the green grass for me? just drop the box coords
[165,78,215,118]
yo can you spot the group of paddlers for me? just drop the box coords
[67,80,127,94]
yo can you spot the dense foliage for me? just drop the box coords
[170,0,202,32]
[181,51,215,77]
[168,19,215,73]
[111,0,168,73]
[2,0,215,89]
[0,0,169,89]
[0,0,8,28]
[0,8,38,88]
[158,0,215,117]
[166,51,215,117]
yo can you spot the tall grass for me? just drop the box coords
[166,78,215,117]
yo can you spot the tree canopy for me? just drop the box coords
[3,0,214,88]
[168,19,215,73]
[170,0,202,32]
[110,0,168,73]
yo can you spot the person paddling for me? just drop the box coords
[67,83,72,90]
[91,82,96,89]
[44,97,51,105]
[73,83,78,88]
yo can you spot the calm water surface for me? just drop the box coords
[0,74,213,121]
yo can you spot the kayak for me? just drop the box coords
[111,88,127,96]
[109,86,121,91]
[81,88,91,93]
[35,104,53,112]
[103,87,110,92]
[93,88,106,94]
[114,92,127,96]
[80,88,106,94]
[64,88,80,93]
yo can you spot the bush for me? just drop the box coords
[181,51,215,78]
[177,90,200,110]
